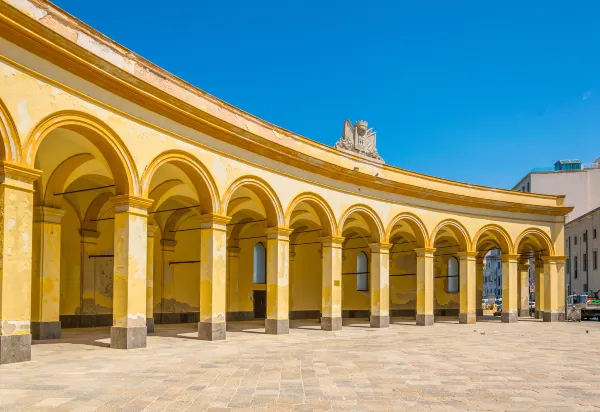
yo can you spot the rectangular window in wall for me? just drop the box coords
[584,232,588,242]
[594,250,598,271]
[594,229,597,239]
[575,255,578,279]
[584,254,588,272]
[566,258,570,274]
[575,237,578,246]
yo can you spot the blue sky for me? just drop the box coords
[53,0,600,189]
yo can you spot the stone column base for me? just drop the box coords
[265,319,289,335]
[518,309,529,318]
[110,326,147,349]
[31,321,61,340]
[558,312,566,322]
[543,312,559,322]
[146,318,154,334]
[536,310,544,319]
[476,308,483,316]
[459,312,476,324]
[416,314,434,326]
[501,311,518,323]
[0,334,31,364]
[370,315,389,328]
[321,316,342,331]
[198,321,226,341]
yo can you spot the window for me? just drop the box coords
[575,237,578,246]
[527,182,530,192]
[356,252,369,291]
[574,255,578,279]
[521,186,525,192]
[566,258,570,274]
[253,242,266,284]
[594,229,597,239]
[594,251,598,271]
[447,256,459,293]
[584,232,587,242]
[584,254,588,272]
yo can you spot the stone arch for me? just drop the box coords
[24,111,139,195]
[429,219,472,251]
[385,212,428,247]
[285,192,337,237]
[472,224,514,255]
[514,227,555,257]
[141,150,219,214]
[338,204,385,243]
[0,98,21,163]
[38,153,95,207]
[82,192,113,232]
[221,176,285,227]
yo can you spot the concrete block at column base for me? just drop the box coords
[370,315,389,328]
[31,321,61,340]
[518,309,529,318]
[459,312,476,324]
[110,326,147,349]
[476,309,483,316]
[416,314,434,326]
[265,319,289,335]
[198,322,226,341]
[543,312,559,322]
[501,311,518,323]
[0,334,31,364]
[321,317,342,331]
[536,310,544,319]
[558,311,566,322]
[146,318,154,334]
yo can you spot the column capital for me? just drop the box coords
[147,224,159,237]
[227,246,240,257]
[265,227,293,240]
[79,228,100,240]
[319,236,345,247]
[160,238,177,251]
[111,195,153,215]
[518,262,531,271]
[369,242,392,253]
[415,247,436,257]
[457,251,478,260]
[541,255,567,263]
[198,214,231,230]
[33,206,66,224]
[501,254,521,263]
[0,162,41,188]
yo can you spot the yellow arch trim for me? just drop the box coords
[429,218,472,250]
[0,98,21,163]
[472,224,514,255]
[285,192,337,237]
[385,212,429,246]
[514,227,556,256]
[338,203,385,242]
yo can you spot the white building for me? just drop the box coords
[514,158,600,295]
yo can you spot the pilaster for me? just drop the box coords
[265,227,293,334]
[534,259,545,319]
[198,214,231,341]
[415,247,436,326]
[110,195,153,349]
[476,257,484,316]
[501,254,520,323]
[320,236,344,331]
[458,251,477,324]
[146,224,157,333]
[518,261,530,318]
[542,256,566,322]
[0,163,41,364]
[369,242,391,328]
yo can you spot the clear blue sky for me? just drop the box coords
[53,0,600,189]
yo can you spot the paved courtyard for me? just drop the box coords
[1,318,599,411]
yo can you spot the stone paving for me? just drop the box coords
[1,317,600,411]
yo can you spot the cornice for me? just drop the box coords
[0,1,570,217]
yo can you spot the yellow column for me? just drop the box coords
[0,163,40,364]
[518,261,530,317]
[415,248,436,326]
[146,224,157,333]
[557,258,566,321]
[265,227,292,334]
[110,195,153,349]
[226,246,240,318]
[369,243,391,328]
[198,214,231,341]
[458,251,477,324]
[476,257,484,316]
[501,254,519,323]
[321,236,344,331]
[535,259,544,319]
[542,256,566,322]
[31,206,65,340]
[289,247,296,318]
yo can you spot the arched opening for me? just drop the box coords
[386,213,428,321]
[29,116,133,343]
[223,177,284,331]
[339,206,384,324]
[430,220,470,321]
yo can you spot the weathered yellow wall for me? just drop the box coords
[59,204,81,315]
[290,232,321,312]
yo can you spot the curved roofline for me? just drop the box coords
[0,0,569,215]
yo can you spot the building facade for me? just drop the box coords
[0,0,569,365]
[565,208,600,295]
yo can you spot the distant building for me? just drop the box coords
[514,158,600,295]
[513,158,600,223]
